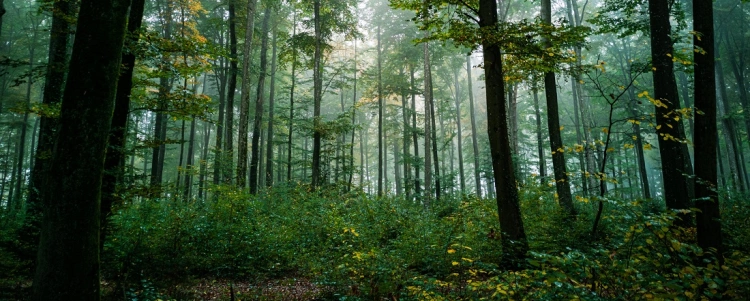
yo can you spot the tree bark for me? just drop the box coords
[265,21,278,188]
[223,0,239,184]
[377,24,384,197]
[311,0,323,188]
[542,0,575,216]
[532,87,546,181]
[479,0,527,268]
[237,0,258,188]
[249,7,272,193]
[693,0,722,257]
[648,0,692,225]
[453,65,465,193]
[467,56,481,196]
[32,0,130,298]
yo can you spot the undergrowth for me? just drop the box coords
[2,182,749,300]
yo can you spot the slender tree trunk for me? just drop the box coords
[423,23,433,205]
[479,0,528,268]
[467,56,481,196]
[401,67,411,196]
[648,0,692,225]
[237,0,258,188]
[628,88,652,198]
[32,0,130,298]
[287,12,297,182]
[198,121,211,200]
[430,79,441,200]
[411,66,421,194]
[265,22,277,188]
[151,3,173,188]
[717,61,744,192]
[377,25,384,197]
[532,87,546,181]
[311,0,323,188]
[213,49,227,185]
[542,0,575,216]
[348,41,357,191]
[183,116,196,200]
[223,0,239,184]
[13,26,37,210]
[453,65,465,193]
[249,7,271,193]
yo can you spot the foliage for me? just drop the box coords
[95,183,750,300]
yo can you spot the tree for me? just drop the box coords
[32,0,131,298]
[647,0,692,225]
[249,6,272,193]
[478,0,528,268]
[692,0,722,257]
[541,0,575,216]
[237,0,259,188]
[311,0,323,188]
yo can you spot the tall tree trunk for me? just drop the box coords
[311,0,323,188]
[32,0,130,298]
[249,7,271,193]
[453,65,465,193]
[479,0,527,268]
[401,67,411,196]
[467,56,481,196]
[237,0,258,188]
[183,117,196,200]
[151,2,173,189]
[377,24,384,197]
[542,0,575,216]
[422,16,433,205]
[411,65,421,194]
[693,0,722,257]
[27,0,73,223]
[648,0,692,225]
[224,0,239,184]
[430,76,442,200]
[99,0,145,247]
[265,22,277,188]
[13,25,37,210]
[717,60,744,192]
[532,87,546,181]
[628,88,652,198]
[287,12,297,182]
[348,41,357,191]
[198,121,211,200]
[213,44,227,185]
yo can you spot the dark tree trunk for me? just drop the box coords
[266,21,277,188]
[411,65,421,194]
[717,61,744,192]
[401,67,411,196]
[648,0,692,225]
[183,117,196,200]
[224,0,239,184]
[467,56,481,196]
[28,0,73,219]
[287,12,297,182]
[479,0,528,268]
[693,0,722,257]
[453,66,465,193]
[237,0,258,188]
[532,87,546,180]
[100,0,145,248]
[249,7,272,194]
[311,0,323,188]
[198,121,211,200]
[628,88,652,198]
[377,25,384,197]
[542,0,575,216]
[31,0,130,298]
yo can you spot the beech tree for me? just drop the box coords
[32,0,131,298]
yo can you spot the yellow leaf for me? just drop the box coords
[452,261,459,266]
[447,249,456,254]
[643,143,652,150]
[560,125,564,131]
[602,128,609,134]
[632,135,638,140]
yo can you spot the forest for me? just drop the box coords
[0,0,749,299]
